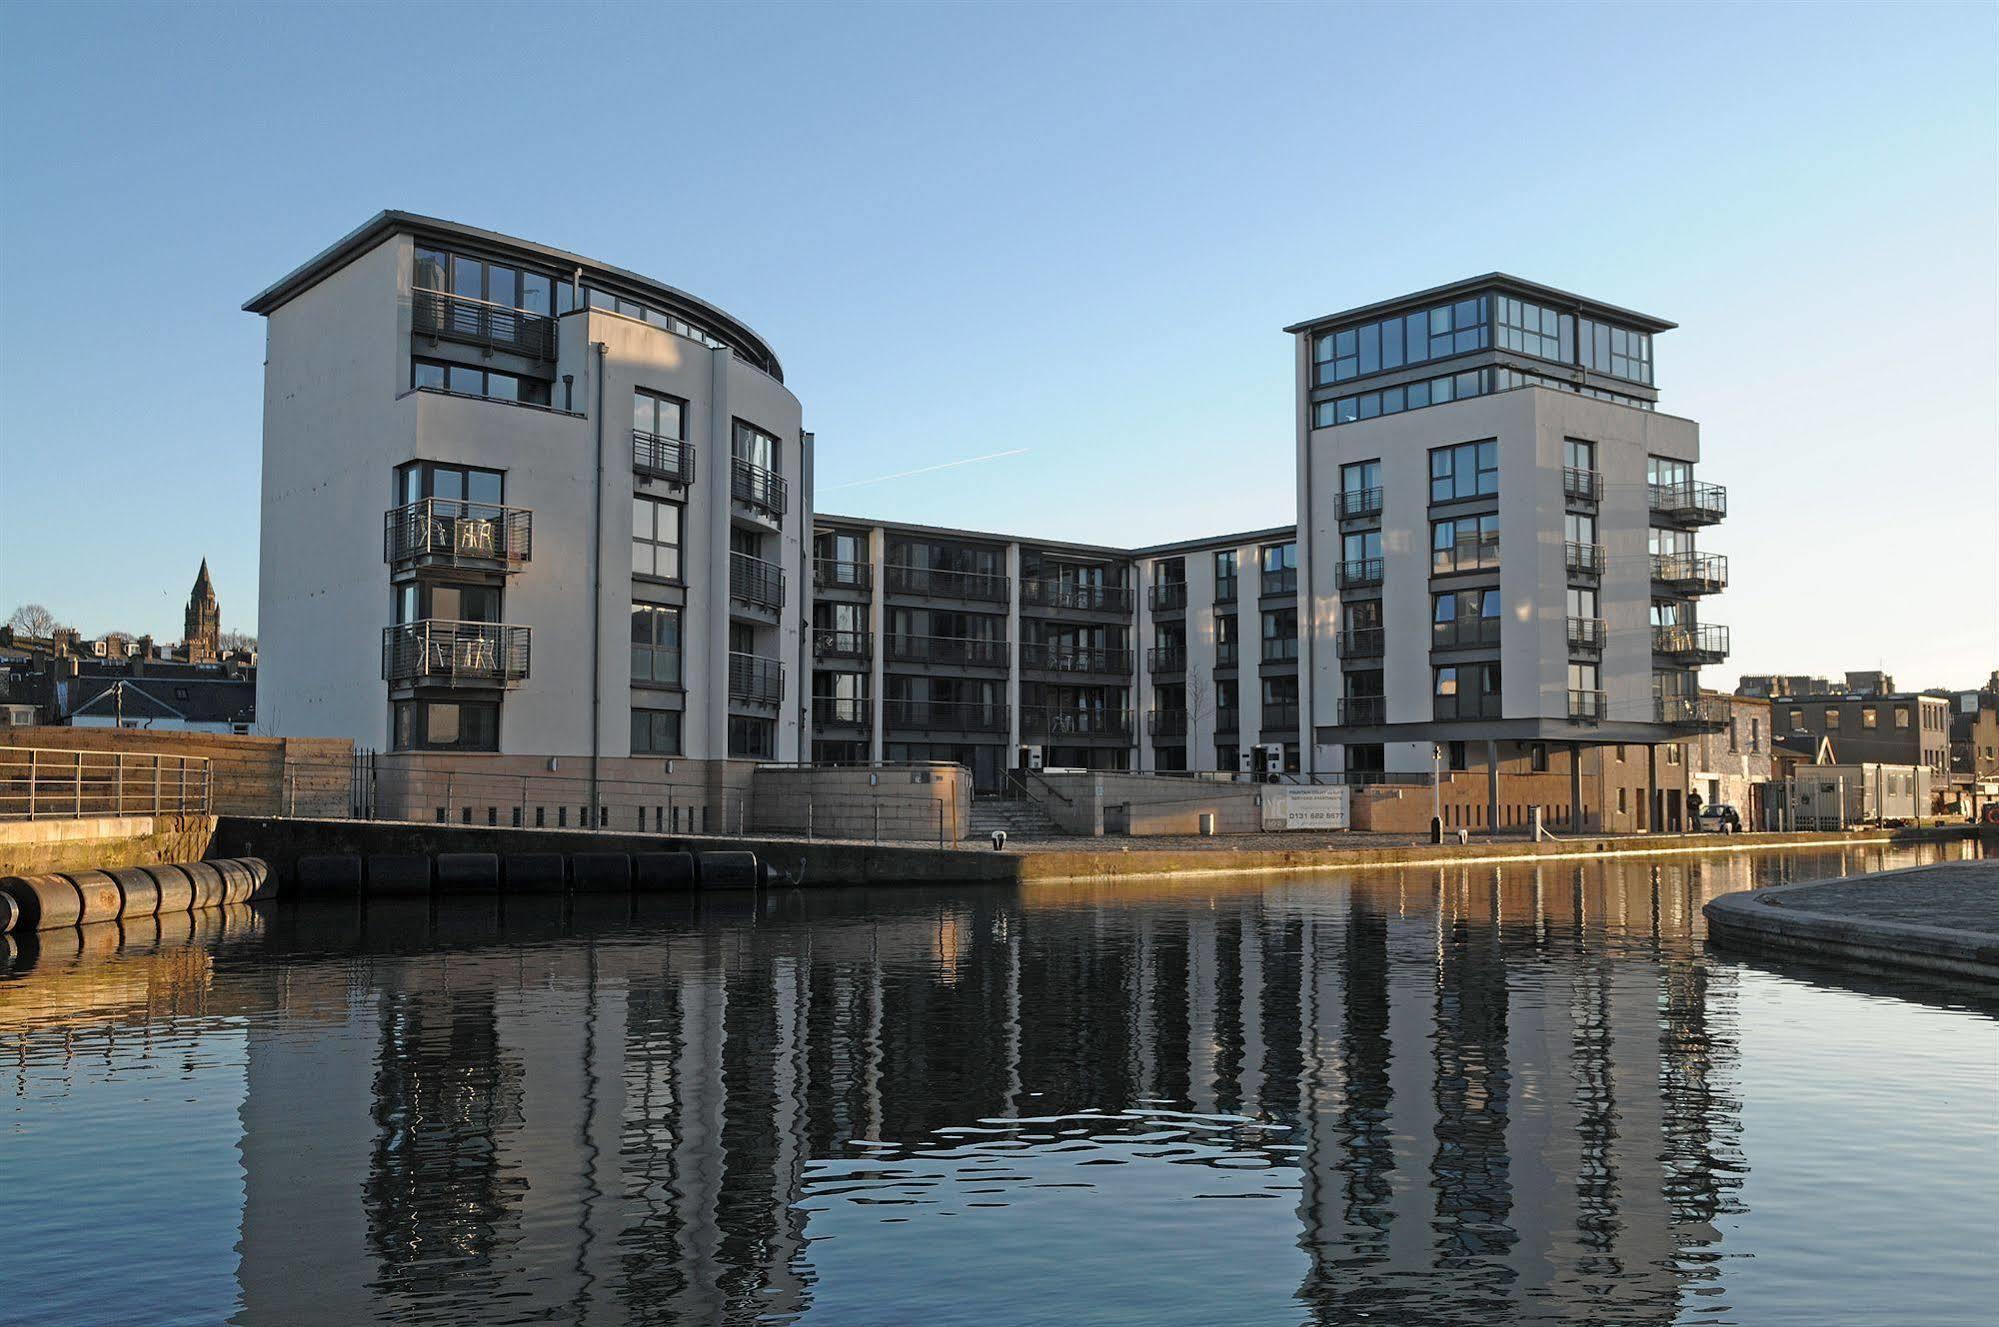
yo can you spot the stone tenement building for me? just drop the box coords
[184,559,221,663]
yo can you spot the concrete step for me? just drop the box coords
[970,798,1064,837]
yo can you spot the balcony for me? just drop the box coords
[1337,558,1384,590]
[1433,538,1500,576]
[1564,542,1605,578]
[1568,689,1607,722]
[1649,480,1728,526]
[1149,582,1188,612]
[1434,691,1504,721]
[1215,707,1240,734]
[1148,709,1188,738]
[814,558,873,592]
[1215,641,1239,668]
[1214,576,1238,604]
[1567,617,1606,653]
[1020,643,1133,675]
[1652,623,1731,664]
[729,552,786,612]
[812,696,871,729]
[413,288,557,361]
[1022,707,1133,739]
[885,564,1010,603]
[813,629,872,661]
[1651,551,1728,594]
[1339,487,1384,520]
[1261,637,1299,664]
[383,499,531,572]
[1260,568,1298,597]
[382,620,530,690]
[1335,697,1382,726]
[1263,702,1303,731]
[728,652,784,705]
[888,699,1010,734]
[1021,579,1133,613]
[1563,468,1602,503]
[633,431,696,485]
[1337,628,1384,658]
[1148,645,1187,674]
[1431,616,1501,650]
[730,458,787,522]
[886,634,1008,668]
[1657,693,1729,732]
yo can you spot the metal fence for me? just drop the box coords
[0,746,212,820]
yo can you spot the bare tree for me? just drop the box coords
[218,630,258,653]
[6,603,60,638]
[1184,665,1215,729]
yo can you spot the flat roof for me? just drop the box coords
[816,512,1296,559]
[1285,272,1676,337]
[242,210,783,379]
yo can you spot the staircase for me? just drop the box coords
[970,794,1064,840]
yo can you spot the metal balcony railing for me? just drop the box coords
[1262,702,1303,730]
[1657,693,1729,731]
[633,430,696,485]
[1567,617,1606,652]
[1431,617,1501,650]
[1565,542,1605,577]
[1648,480,1728,525]
[382,620,530,689]
[1147,645,1187,673]
[728,652,784,705]
[1335,697,1382,726]
[1563,467,1602,502]
[383,499,531,570]
[1338,557,1384,589]
[1148,709,1188,737]
[1019,643,1133,675]
[1021,707,1132,739]
[729,552,786,611]
[1337,628,1384,657]
[1261,636,1300,663]
[886,699,1010,733]
[814,558,872,592]
[1149,582,1188,612]
[886,635,1009,667]
[812,696,871,728]
[1434,691,1504,720]
[1568,689,1607,721]
[413,288,558,360]
[813,629,872,660]
[1020,579,1133,613]
[731,458,787,520]
[0,746,212,821]
[885,564,1010,602]
[1215,708,1240,734]
[1433,537,1500,575]
[1214,575,1238,604]
[1260,568,1298,597]
[1652,623,1731,662]
[1339,486,1383,520]
[1651,551,1728,593]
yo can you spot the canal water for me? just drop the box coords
[3,842,1994,1327]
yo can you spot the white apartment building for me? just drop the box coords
[246,212,810,779]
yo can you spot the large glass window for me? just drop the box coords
[1647,455,1692,488]
[1581,317,1653,384]
[1261,608,1298,660]
[1565,512,1598,545]
[1430,441,1499,502]
[1564,438,1596,472]
[728,716,776,759]
[393,699,498,752]
[631,604,682,686]
[1432,514,1499,572]
[733,420,778,471]
[634,389,686,440]
[411,357,551,407]
[396,460,502,507]
[1341,459,1381,501]
[1313,294,1489,386]
[1494,366,1655,411]
[631,708,682,755]
[632,496,683,581]
[1315,367,1492,428]
[1498,296,1574,362]
[1343,530,1382,563]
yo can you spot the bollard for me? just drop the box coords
[696,851,761,890]
[63,871,125,926]
[143,863,196,914]
[991,830,1008,852]
[296,854,363,897]
[107,866,161,919]
[184,860,228,909]
[503,853,567,893]
[436,853,501,894]
[366,855,433,897]
[570,852,632,893]
[635,852,697,892]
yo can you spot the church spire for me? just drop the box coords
[184,559,221,662]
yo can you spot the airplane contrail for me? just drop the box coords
[823,448,1029,491]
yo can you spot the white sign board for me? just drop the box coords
[1265,786,1350,831]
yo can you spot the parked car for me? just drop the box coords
[1698,803,1742,833]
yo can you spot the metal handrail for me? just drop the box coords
[813,629,872,659]
[1337,628,1384,657]
[728,652,784,704]
[383,498,532,568]
[1564,541,1605,576]
[1648,480,1728,522]
[1019,643,1133,674]
[1567,617,1606,651]
[1149,582,1189,611]
[1022,707,1132,738]
[1147,645,1187,672]
[885,699,1010,732]
[0,746,213,821]
[633,430,696,485]
[1562,467,1601,502]
[412,287,558,360]
[1337,558,1384,589]
[1335,697,1381,726]
[814,559,872,591]
[1338,486,1383,520]
[1262,702,1303,730]
[1148,709,1189,737]
[730,457,788,520]
[729,552,786,610]
[1658,694,1729,730]
[1568,689,1607,721]
[1652,623,1731,658]
[382,620,530,688]
[1651,551,1729,591]
[811,697,871,727]
[1021,579,1133,612]
[885,564,1010,602]
[886,634,1009,667]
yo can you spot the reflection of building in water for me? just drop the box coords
[219,868,1739,1324]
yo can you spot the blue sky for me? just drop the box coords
[1,1,1994,686]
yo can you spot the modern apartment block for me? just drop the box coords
[246,213,810,774]
[1290,274,1730,816]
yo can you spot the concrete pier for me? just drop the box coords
[1704,861,1999,983]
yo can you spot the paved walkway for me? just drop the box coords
[1760,863,1999,933]
[1704,860,1999,983]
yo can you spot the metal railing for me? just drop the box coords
[1262,702,1303,731]
[814,559,872,592]
[1658,693,1729,731]
[1335,697,1381,726]
[886,634,1009,667]
[886,699,1010,733]
[1433,537,1500,575]
[1434,691,1504,720]
[1260,568,1298,597]
[813,629,872,660]
[1148,709,1188,737]
[729,552,786,611]
[1652,622,1731,661]
[1019,643,1133,675]
[1567,616,1606,652]
[1261,637,1299,663]
[1147,645,1187,673]
[1149,582,1188,612]
[383,498,532,569]
[1338,557,1384,589]
[382,620,531,688]
[1568,689,1607,721]
[0,746,212,820]
[728,652,784,705]
[1564,541,1605,577]
[1648,480,1728,524]
[413,287,558,360]
[1337,628,1384,657]
[1022,707,1132,738]
[1020,579,1133,613]
[811,696,871,728]
[1651,551,1728,592]
[1339,487,1383,520]
[731,458,787,520]
[1431,617,1500,650]
[633,430,696,485]
[1563,467,1602,502]
[885,564,1010,602]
